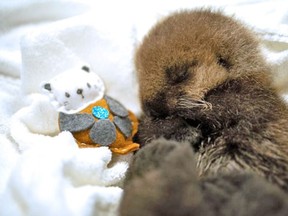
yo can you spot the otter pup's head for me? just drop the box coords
[136,10,270,117]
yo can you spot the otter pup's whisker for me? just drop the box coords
[178,98,212,110]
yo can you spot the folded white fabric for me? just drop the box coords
[1,1,135,215]
[0,136,125,216]
[1,0,288,216]
[0,0,89,77]
[3,91,132,215]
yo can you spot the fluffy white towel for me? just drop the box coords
[0,0,288,216]
[0,138,125,216]
[1,1,135,215]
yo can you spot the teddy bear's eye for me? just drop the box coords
[44,83,52,91]
[82,66,90,72]
[65,92,70,98]
[87,83,91,88]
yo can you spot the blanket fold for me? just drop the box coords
[0,0,288,215]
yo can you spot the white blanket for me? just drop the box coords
[0,0,288,215]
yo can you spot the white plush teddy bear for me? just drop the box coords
[41,65,105,114]
[40,65,140,155]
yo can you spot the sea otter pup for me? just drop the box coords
[120,9,288,216]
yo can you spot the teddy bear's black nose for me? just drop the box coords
[77,88,84,98]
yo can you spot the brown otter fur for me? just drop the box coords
[134,9,288,188]
[120,139,288,216]
[120,9,288,216]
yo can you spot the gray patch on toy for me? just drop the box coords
[105,95,129,117]
[59,112,95,132]
[113,116,132,138]
[89,119,116,146]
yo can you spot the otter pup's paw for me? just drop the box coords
[120,139,206,216]
[199,173,288,216]
[124,138,197,183]
[135,115,201,147]
[171,125,202,149]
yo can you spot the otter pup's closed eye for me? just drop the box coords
[133,9,288,191]
[165,60,198,85]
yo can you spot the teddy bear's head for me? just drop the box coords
[41,65,105,114]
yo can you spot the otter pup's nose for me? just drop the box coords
[143,92,169,118]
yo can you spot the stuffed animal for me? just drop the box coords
[41,65,140,154]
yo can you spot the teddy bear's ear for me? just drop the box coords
[42,83,52,92]
[82,66,90,72]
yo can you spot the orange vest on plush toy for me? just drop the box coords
[59,95,139,155]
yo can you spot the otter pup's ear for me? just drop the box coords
[82,66,90,72]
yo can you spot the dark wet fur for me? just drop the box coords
[120,140,288,216]
[134,76,288,191]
